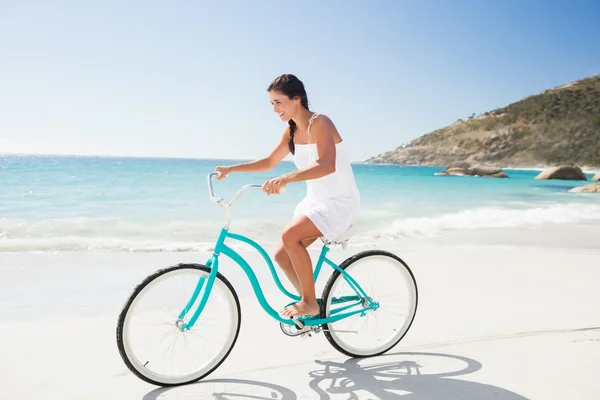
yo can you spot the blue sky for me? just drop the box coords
[1,0,599,162]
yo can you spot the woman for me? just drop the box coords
[215,74,360,318]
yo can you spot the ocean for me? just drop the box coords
[1,155,599,253]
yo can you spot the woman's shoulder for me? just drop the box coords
[312,112,331,122]
[310,113,342,144]
[311,113,335,130]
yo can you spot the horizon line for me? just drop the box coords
[0,151,369,164]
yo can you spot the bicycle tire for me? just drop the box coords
[320,250,418,358]
[116,263,241,386]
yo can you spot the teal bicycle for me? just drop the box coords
[116,172,418,386]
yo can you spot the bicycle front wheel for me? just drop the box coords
[116,263,241,386]
[321,250,418,357]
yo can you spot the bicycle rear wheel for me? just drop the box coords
[321,250,418,357]
[116,263,241,386]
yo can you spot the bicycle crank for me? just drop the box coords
[279,318,320,338]
[279,319,310,336]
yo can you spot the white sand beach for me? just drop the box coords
[2,224,600,400]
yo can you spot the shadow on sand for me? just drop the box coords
[307,351,529,399]
[142,351,530,399]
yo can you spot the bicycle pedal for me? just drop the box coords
[300,330,312,339]
[279,321,312,337]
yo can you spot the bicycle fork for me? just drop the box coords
[176,255,220,332]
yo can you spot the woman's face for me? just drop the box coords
[269,90,298,122]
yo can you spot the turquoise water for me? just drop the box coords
[1,155,598,252]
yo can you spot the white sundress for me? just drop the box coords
[292,113,361,242]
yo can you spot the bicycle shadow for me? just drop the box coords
[140,352,529,399]
[308,351,530,399]
[142,377,299,399]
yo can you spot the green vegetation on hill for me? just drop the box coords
[367,75,600,167]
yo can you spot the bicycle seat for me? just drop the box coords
[320,225,354,249]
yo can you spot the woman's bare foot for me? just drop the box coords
[281,299,319,317]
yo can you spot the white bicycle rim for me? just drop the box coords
[325,255,417,356]
[121,267,239,385]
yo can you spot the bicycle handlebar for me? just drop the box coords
[207,171,287,228]
[207,172,263,206]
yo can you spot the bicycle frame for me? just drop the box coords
[177,172,378,330]
[179,226,378,330]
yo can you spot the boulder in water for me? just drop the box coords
[435,165,508,178]
[534,165,587,180]
[569,183,600,193]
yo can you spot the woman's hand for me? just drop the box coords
[262,176,288,195]
[214,166,232,181]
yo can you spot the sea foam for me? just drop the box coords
[375,204,600,239]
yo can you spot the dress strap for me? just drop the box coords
[307,113,320,135]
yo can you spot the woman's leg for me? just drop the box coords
[274,237,318,296]
[280,216,323,317]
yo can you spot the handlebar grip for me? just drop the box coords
[207,172,222,202]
